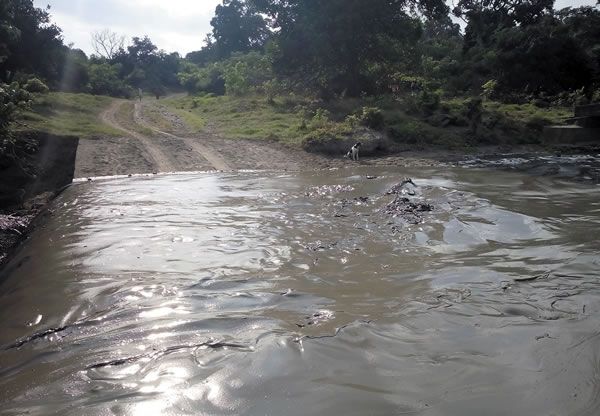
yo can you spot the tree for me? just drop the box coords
[88,62,131,97]
[251,0,448,97]
[91,29,125,60]
[127,36,159,66]
[453,0,554,51]
[58,48,89,92]
[492,15,594,94]
[556,6,600,87]
[0,0,64,85]
[210,0,269,58]
[186,35,218,66]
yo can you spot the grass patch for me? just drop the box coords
[18,92,122,138]
[483,101,571,124]
[163,92,574,151]
[162,94,316,146]
[114,101,154,136]
[159,101,206,133]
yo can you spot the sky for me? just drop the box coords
[33,0,221,56]
[34,0,598,57]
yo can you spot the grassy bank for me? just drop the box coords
[19,91,572,153]
[17,92,122,138]
[162,94,308,145]
[163,92,571,152]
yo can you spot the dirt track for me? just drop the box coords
[75,96,347,178]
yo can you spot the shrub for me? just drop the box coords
[481,79,498,100]
[418,89,440,115]
[310,108,331,129]
[23,78,49,94]
[221,52,273,96]
[359,106,385,130]
[0,82,32,162]
[262,79,281,104]
[345,114,360,128]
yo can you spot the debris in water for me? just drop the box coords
[386,178,417,195]
[514,272,550,282]
[384,197,433,224]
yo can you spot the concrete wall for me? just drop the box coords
[543,125,600,145]
[0,132,79,210]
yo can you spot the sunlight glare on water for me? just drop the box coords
[1,166,600,415]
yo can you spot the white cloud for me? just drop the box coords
[34,0,221,56]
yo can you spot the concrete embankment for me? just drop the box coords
[0,132,78,266]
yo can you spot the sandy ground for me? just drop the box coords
[75,96,451,178]
[75,97,333,177]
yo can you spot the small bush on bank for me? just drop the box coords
[359,107,385,130]
[23,78,49,94]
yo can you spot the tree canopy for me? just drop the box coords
[1,0,599,103]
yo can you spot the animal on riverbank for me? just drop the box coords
[345,142,362,161]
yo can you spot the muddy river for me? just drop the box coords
[1,165,600,415]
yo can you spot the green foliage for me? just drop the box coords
[310,108,331,129]
[23,77,49,94]
[481,80,498,100]
[254,0,447,97]
[178,52,273,97]
[0,82,32,160]
[19,92,122,138]
[221,52,272,95]
[418,89,440,115]
[344,114,360,129]
[88,63,133,97]
[359,107,385,130]
[178,61,225,95]
[262,79,281,103]
[0,0,64,86]
[210,0,269,59]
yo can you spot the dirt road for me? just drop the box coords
[75,96,344,178]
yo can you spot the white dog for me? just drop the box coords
[345,142,362,161]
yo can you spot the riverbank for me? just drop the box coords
[0,132,78,268]
[2,91,595,269]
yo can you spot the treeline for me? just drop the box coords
[3,0,600,101]
[1,0,600,117]
[180,0,600,104]
[0,2,181,97]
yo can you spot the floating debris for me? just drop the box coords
[384,197,433,224]
[514,272,550,282]
[386,178,417,195]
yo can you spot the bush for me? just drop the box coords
[310,108,331,129]
[23,78,49,94]
[418,89,440,115]
[221,52,273,96]
[1,82,32,161]
[481,79,498,100]
[178,62,225,95]
[88,63,133,98]
[345,114,360,128]
[262,79,282,104]
[359,106,385,130]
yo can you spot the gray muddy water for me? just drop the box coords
[1,166,600,415]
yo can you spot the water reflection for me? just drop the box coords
[1,166,600,415]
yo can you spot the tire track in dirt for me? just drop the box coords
[134,101,232,171]
[100,100,175,172]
